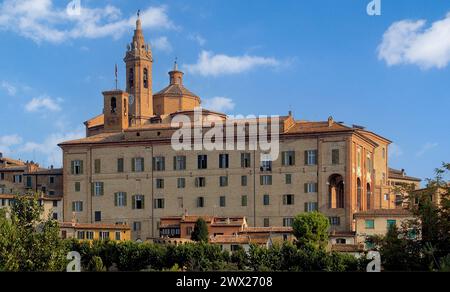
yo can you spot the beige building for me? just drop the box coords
[388,168,421,208]
[59,15,415,241]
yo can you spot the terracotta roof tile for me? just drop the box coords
[154,84,199,98]
[389,168,421,182]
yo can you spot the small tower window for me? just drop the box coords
[129,68,134,88]
[143,68,148,88]
[111,97,117,113]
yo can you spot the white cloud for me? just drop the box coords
[188,33,206,46]
[1,81,17,96]
[202,97,235,113]
[378,12,450,69]
[185,51,281,77]
[416,142,438,157]
[152,36,172,53]
[25,96,61,112]
[0,134,23,155]
[389,143,403,159]
[19,129,84,166]
[0,0,176,44]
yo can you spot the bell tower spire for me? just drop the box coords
[124,10,153,126]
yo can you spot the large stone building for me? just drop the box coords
[59,15,410,241]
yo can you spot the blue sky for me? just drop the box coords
[0,0,449,183]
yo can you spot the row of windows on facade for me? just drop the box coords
[70,150,341,175]
[69,230,123,241]
[0,173,57,186]
[71,193,319,213]
[364,219,397,230]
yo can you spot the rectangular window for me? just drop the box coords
[387,220,396,229]
[304,183,318,193]
[92,182,104,196]
[156,179,164,189]
[26,176,32,188]
[241,175,248,186]
[263,194,270,206]
[219,176,228,187]
[115,192,127,207]
[52,213,58,220]
[384,193,390,201]
[154,198,165,209]
[94,211,102,222]
[198,155,208,169]
[263,218,270,227]
[132,195,145,210]
[241,195,248,207]
[332,149,340,165]
[305,150,318,165]
[286,174,292,184]
[117,158,124,173]
[219,154,229,169]
[49,176,55,184]
[177,178,186,189]
[153,157,165,171]
[304,202,319,212]
[282,151,296,166]
[241,153,251,168]
[283,218,294,227]
[195,177,206,188]
[174,156,186,170]
[86,231,94,240]
[365,219,375,229]
[329,217,341,226]
[133,222,141,232]
[77,231,85,240]
[53,200,58,207]
[71,160,84,175]
[94,159,101,174]
[0,173,4,180]
[75,182,81,192]
[197,197,205,208]
[13,175,22,183]
[115,232,121,241]
[260,154,272,171]
[219,196,226,207]
[132,157,145,172]
[260,175,272,186]
[283,194,295,205]
[99,232,110,240]
[72,201,83,212]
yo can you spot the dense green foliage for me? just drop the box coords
[371,163,450,271]
[191,218,209,242]
[0,194,67,271]
[292,212,330,250]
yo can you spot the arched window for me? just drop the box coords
[129,68,134,88]
[328,174,344,209]
[143,68,148,88]
[357,178,362,211]
[367,183,371,210]
[110,97,117,113]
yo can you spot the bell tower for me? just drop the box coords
[124,11,153,126]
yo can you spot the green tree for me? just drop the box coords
[0,194,68,271]
[292,212,330,250]
[191,218,209,242]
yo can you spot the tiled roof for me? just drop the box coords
[59,222,130,230]
[389,168,421,182]
[210,235,269,245]
[59,132,124,146]
[285,121,353,134]
[24,168,63,175]
[84,114,104,129]
[241,227,293,234]
[353,209,412,218]
[331,244,365,253]
[154,84,199,98]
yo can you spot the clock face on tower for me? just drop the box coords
[129,94,135,105]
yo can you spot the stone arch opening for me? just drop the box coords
[329,174,344,209]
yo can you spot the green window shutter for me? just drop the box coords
[141,196,145,209]
[315,183,318,192]
[260,176,263,185]
[292,152,296,165]
[304,183,308,194]
[72,202,75,212]
[304,151,308,165]
[114,193,118,207]
[132,195,136,210]
[314,150,318,164]
[304,202,308,212]
[152,158,156,171]
[91,183,94,196]
[283,195,286,205]
[131,158,135,172]
[162,157,165,171]
[173,156,177,170]
[71,161,74,175]
[100,182,104,196]
[80,161,84,174]
[124,193,127,206]
[141,158,145,171]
